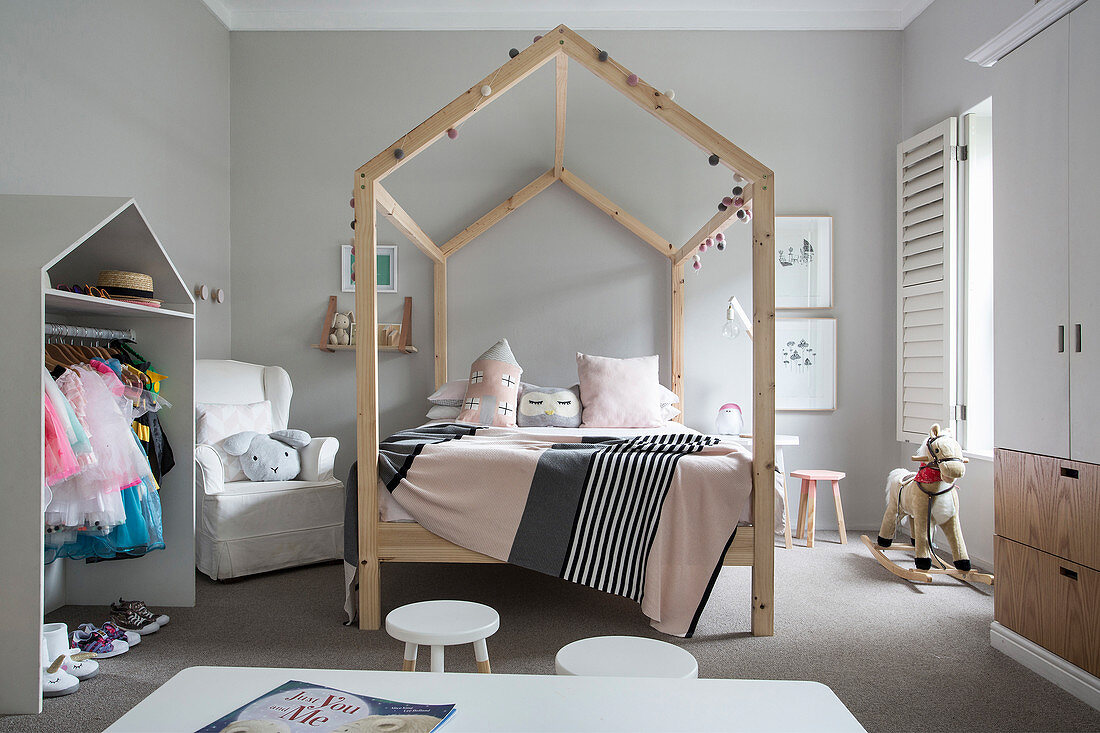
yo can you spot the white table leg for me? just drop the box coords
[776,447,792,549]
[402,642,417,672]
[473,637,491,674]
[430,645,444,673]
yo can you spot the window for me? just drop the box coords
[896,101,994,454]
[958,99,994,456]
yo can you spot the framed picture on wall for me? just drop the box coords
[775,216,832,308]
[776,317,837,411]
[376,244,397,293]
[341,244,355,292]
[342,243,398,293]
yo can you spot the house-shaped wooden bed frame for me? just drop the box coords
[352,25,776,636]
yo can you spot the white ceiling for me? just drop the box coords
[200,0,936,31]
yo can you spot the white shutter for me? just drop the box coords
[897,119,958,443]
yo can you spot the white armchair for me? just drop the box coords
[195,359,343,580]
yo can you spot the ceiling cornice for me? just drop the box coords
[965,0,1088,67]
[203,3,936,31]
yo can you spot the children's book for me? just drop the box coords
[194,679,455,733]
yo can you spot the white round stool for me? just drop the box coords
[555,636,699,678]
[385,600,499,674]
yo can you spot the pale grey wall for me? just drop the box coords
[902,0,1032,138]
[899,0,1035,568]
[0,0,231,357]
[230,29,903,530]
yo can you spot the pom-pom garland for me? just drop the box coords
[733,196,745,207]
[692,260,701,271]
[722,196,733,206]
[716,240,726,251]
[534,35,542,42]
[718,203,727,212]
[708,154,720,166]
[350,219,356,230]
[509,48,519,58]
[480,84,493,97]
[715,232,725,242]
[447,127,458,139]
[731,185,743,196]
[393,148,405,160]
[349,198,355,208]
[664,89,675,100]
[598,50,609,62]
[627,73,639,86]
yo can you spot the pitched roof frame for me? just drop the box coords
[351,25,776,640]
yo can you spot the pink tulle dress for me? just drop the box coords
[45,365,150,529]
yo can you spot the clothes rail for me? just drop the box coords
[45,323,135,342]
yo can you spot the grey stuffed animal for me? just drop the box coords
[223,429,312,481]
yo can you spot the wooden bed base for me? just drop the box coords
[353,25,776,635]
[375,520,757,567]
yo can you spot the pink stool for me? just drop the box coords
[790,470,847,548]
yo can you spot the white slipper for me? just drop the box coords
[41,652,79,698]
[62,649,99,680]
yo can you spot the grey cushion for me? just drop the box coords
[517,384,583,428]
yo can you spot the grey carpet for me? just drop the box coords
[7,531,1100,733]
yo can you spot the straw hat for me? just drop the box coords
[97,270,161,306]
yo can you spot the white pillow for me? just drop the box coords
[196,401,274,482]
[661,404,682,421]
[426,405,462,420]
[658,385,679,406]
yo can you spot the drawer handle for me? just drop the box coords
[1060,566,1078,581]
[1061,467,1079,479]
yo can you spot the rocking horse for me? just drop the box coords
[860,424,994,585]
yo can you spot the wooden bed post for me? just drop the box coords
[670,262,685,419]
[750,175,776,637]
[354,176,381,630]
[434,260,447,388]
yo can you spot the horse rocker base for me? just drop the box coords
[860,534,994,585]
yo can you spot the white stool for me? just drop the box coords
[555,635,699,678]
[385,600,499,674]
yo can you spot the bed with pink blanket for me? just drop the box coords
[345,421,757,637]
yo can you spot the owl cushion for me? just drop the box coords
[456,338,524,427]
[517,384,582,428]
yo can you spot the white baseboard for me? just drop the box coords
[990,621,1100,711]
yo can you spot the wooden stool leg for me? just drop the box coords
[832,480,847,544]
[796,478,810,540]
[782,474,793,550]
[402,642,417,672]
[806,481,817,548]
[473,638,491,674]
[430,645,444,673]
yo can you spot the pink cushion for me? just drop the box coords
[457,339,524,427]
[577,353,663,428]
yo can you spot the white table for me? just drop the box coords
[729,434,799,548]
[105,666,864,732]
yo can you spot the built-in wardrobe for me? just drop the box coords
[991,0,1100,709]
[0,196,196,714]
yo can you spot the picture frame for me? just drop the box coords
[342,243,398,293]
[375,244,397,293]
[776,317,837,411]
[775,216,832,309]
[340,244,355,293]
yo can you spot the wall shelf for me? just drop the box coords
[312,343,418,353]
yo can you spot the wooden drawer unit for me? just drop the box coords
[995,536,1100,677]
[995,449,1100,570]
